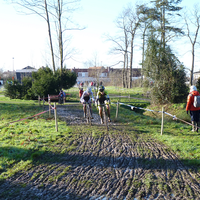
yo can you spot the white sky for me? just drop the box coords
[0,0,200,73]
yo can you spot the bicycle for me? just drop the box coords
[101,103,108,126]
[84,101,92,125]
[96,100,110,126]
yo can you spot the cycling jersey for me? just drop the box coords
[96,91,109,104]
[80,91,94,103]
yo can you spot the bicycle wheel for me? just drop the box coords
[86,103,91,125]
[102,105,108,126]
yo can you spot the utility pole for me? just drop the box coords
[12,57,14,80]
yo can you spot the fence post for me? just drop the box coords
[38,95,41,106]
[48,94,51,117]
[116,101,119,119]
[161,107,164,135]
[54,102,58,132]
[43,96,45,110]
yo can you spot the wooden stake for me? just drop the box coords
[161,107,164,135]
[116,101,119,119]
[48,94,51,117]
[38,95,40,106]
[54,102,58,132]
[43,96,45,110]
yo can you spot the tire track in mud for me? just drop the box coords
[0,104,200,199]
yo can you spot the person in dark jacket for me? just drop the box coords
[186,85,200,132]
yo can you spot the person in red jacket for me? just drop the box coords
[79,87,84,99]
[186,85,200,132]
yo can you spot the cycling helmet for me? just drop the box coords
[99,85,105,92]
[86,87,92,94]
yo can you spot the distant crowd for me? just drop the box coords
[76,81,97,88]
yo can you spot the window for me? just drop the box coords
[100,73,107,77]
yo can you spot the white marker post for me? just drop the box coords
[161,107,164,135]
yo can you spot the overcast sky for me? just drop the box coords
[0,0,200,73]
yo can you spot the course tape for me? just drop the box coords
[48,101,54,110]
[112,102,196,128]
[6,103,55,125]
[39,94,71,101]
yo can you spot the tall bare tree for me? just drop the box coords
[44,0,56,73]
[10,0,82,74]
[11,0,56,72]
[126,7,141,88]
[106,33,129,88]
[107,4,141,88]
[53,0,83,73]
[183,4,200,85]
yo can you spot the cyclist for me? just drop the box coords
[96,85,111,124]
[80,87,94,118]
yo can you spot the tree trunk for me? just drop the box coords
[44,0,55,73]
[126,53,129,88]
[57,0,63,74]
[190,44,195,85]
[141,30,145,86]
[122,53,126,88]
[129,36,133,88]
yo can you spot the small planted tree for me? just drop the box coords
[31,66,77,98]
[21,77,36,100]
[4,66,77,100]
[31,67,57,98]
[4,80,22,99]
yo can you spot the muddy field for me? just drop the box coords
[0,104,200,200]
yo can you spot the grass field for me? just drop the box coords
[0,86,200,181]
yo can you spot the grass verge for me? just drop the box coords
[0,86,200,181]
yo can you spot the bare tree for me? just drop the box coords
[84,52,105,85]
[11,0,56,72]
[108,4,141,88]
[183,4,200,85]
[126,7,140,88]
[107,6,132,88]
[10,0,82,74]
[106,32,129,88]
[53,0,83,73]
[116,9,130,88]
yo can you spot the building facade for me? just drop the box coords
[71,66,141,86]
[16,66,38,83]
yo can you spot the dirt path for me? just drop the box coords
[0,104,200,200]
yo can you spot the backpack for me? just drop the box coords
[193,96,200,107]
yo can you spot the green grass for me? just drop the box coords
[0,86,200,181]
[68,86,200,167]
[0,99,73,180]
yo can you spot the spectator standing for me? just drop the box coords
[80,82,84,88]
[58,90,64,104]
[63,90,66,103]
[186,85,200,132]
